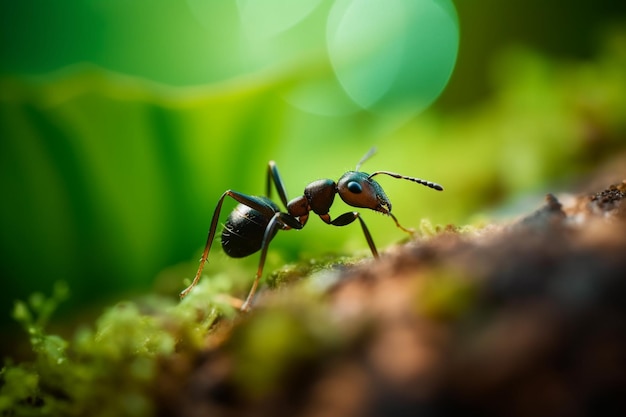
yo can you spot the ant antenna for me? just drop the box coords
[356,147,377,171]
[368,171,444,191]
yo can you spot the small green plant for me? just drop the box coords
[0,279,235,417]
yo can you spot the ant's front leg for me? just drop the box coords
[388,212,415,235]
[326,212,379,258]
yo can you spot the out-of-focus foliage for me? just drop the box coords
[1,279,235,417]
[1,1,458,116]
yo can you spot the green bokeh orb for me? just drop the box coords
[327,0,459,114]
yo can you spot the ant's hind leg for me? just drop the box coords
[180,192,230,299]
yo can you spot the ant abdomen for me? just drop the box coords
[221,197,280,258]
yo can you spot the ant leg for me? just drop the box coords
[328,212,379,258]
[180,190,278,299]
[266,161,289,209]
[241,212,303,311]
[389,212,415,235]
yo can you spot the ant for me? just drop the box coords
[180,148,443,311]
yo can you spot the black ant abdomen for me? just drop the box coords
[221,197,281,258]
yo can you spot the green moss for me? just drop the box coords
[266,254,359,289]
[0,279,236,417]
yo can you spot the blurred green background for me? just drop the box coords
[1,0,625,353]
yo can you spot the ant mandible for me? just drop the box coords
[180,148,443,311]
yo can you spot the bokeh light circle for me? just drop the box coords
[327,0,459,114]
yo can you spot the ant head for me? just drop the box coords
[337,148,443,214]
[337,171,392,214]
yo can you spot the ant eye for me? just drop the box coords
[347,181,362,194]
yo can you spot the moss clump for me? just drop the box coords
[265,254,359,289]
[0,279,234,417]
